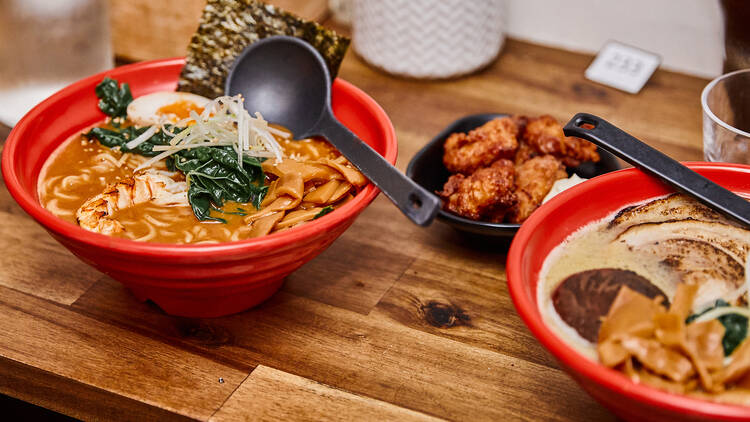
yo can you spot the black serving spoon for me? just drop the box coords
[564,113,750,228]
[225,36,440,226]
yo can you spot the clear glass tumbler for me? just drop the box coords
[0,0,113,126]
[702,69,750,164]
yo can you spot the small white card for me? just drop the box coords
[585,41,661,94]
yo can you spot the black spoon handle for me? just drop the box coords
[564,113,750,228]
[314,112,440,226]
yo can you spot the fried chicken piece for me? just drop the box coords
[511,114,529,135]
[443,117,519,174]
[508,155,567,223]
[522,115,600,167]
[510,115,534,165]
[437,159,517,221]
[514,140,536,166]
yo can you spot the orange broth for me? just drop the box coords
[38,124,346,244]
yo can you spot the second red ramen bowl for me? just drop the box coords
[506,162,750,421]
[1,58,397,317]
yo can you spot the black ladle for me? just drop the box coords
[225,36,440,226]
[564,113,750,228]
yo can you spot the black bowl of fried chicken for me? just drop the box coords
[406,113,620,237]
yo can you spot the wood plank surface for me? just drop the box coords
[0,6,711,420]
[72,278,612,421]
[108,0,205,61]
[0,285,246,420]
[109,0,329,61]
[0,208,101,305]
[374,256,559,369]
[0,357,193,421]
[210,365,442,422]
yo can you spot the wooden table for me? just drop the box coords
[0,36,708,420]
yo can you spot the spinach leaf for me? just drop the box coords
[314,206,334,219]
[172,146,267,222]
[84,125,177,157]
[687,299,748,356]
[95,77,133,119]
[719,313,748,356]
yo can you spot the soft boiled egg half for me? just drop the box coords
[127,91,211,126]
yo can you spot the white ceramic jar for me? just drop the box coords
[352,0,506,79]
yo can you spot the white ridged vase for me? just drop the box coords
[352,0,506,79]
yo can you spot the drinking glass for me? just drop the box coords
[0,0,113,126]
[702,69,750,164]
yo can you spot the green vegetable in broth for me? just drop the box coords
[314,206,334,219]
[95,77,133,119]
[719,313,749,356]
[170,147,267,222]
[687,299,749,356]
[84,125,175,157]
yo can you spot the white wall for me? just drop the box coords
[505,0,724,78]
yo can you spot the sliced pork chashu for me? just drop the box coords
[609,193,736,230]
[614,218,749,311]
[616,219,749,265]
[636,238,744,306]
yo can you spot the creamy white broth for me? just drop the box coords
[536,193,750,359]
[537,198,683,359]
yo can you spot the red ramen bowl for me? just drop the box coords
[507,162,750,421]
[2,58,397,317]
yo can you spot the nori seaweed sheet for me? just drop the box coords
[178,0,350,98]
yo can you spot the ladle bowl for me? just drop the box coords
[226,36,441,226]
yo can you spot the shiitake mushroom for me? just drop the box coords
[552,268,669,342]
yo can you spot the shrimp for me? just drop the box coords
[76,172,188,234]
